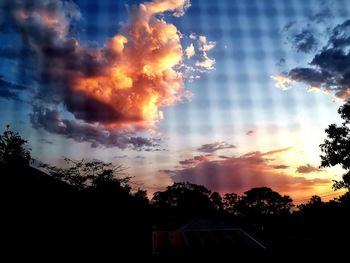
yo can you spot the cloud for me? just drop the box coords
[290,29,318,53]
[165,148,329,195]
[281,6,335,54]
[270,75,294,91]
[296,164,322,174]
[0,77,27,100]
[242,147,292,158]
[189,33,196,40]
[185,43,195,59]
[22,0,189,127]
[39,138,53,144]
[272,165,290,169]
[274,19,350,99]
[198,35,216,52]
[195,52,215,70]
[197,142,236,153]
[1,0,215,149]
[183,33,216,72]
[179,155,211,167]
[30,106,160,150]
[114,155,128,159]
[246,130,255,136]
[146,0,191,17]
[0,47,26,60]
[310,7,333,24]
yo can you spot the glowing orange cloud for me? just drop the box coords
[9,0,214,135]
[71,0,195,130]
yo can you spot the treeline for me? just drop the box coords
[1,124,350,256]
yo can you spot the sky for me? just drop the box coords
[1,0,350,203]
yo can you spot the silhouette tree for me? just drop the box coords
[210,191,223,211]
[297,195,324,214]
[152,182,211,209]
[152,182,213,226]
[41,158,128,191]
[237,187,294,217]
[223,193,239,214]
[134,189,148,199]
[0,125,31,170]
[38,158,152,255]
[320,101,350,191]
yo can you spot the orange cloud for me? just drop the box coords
[9,0,214,134]
[5,0,215,148]
[72,0,192,130]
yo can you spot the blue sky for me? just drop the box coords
[1,0,349,201]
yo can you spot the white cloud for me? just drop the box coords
[199,35,216,51]
[185,43,195,59]
[195,52,215,70]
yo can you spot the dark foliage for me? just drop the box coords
[236,187,294,217]
[0,125,31,169]
[151,182,214,228]
[320,101,350,190]
[1,124,350,258]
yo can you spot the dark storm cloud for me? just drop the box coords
[293,30,318,53]
[0,77,27,100]
[0,47,21,59]
[197,142,236,153]
[30,107,160,150]
[0,0,100,107]
[287,67,331,87]
[165,148,328,194]
[0,0,110,115]
[0,44,39,86]
[279,19,350,99]
[63,90,134,124]
[282,6,335,54]
[329,20,350,48]
[0,88,19,100]
[296,164,322,174]
[284,25,319,54]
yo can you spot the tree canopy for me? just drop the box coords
[320,101,350,191]
[152,182,212,213]
[41,158,129,191]
[0,125,31,169]
[236,187,294,217]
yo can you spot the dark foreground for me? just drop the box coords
[2,167,350,260]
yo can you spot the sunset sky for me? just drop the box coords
[1,0,350,202]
